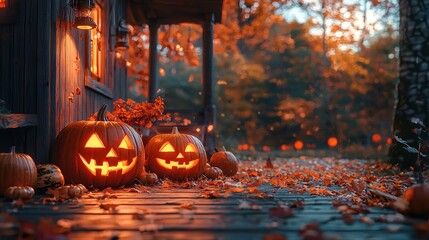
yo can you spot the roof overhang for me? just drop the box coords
[127,0,223,25]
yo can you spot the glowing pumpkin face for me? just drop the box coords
[145,127,207,181]
[78,133,138,176]
[52,105,145,188]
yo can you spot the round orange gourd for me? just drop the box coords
[138,172,159,186]
[52,104,145,188]
[203,163,223,179]
[403,184,429,216]
[145,127,207,181]
[0,146,37,195]
[4,186,35,200]
[209,146,238,177]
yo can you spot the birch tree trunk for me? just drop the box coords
[389,0,429,169]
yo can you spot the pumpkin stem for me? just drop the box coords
[96,104,108,121]
[172,126,179,134]
[221,146,227,152]
[10,146,16,154]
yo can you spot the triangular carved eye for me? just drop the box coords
[159,142,175,152]
[185,143,197,153]
[118,135,134,150]
[85,133,105,148]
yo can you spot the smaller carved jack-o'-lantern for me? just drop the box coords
[145,127,207,181]
[52,104,145,188]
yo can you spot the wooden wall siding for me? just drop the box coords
[52,0,128,160]
[0,0,52,161]
[0,0,38,114]
[0,0,128,163]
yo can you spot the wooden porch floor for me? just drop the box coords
[0,158,424,239]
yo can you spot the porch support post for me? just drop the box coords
[148,19,159,102]
[202,13,216,155]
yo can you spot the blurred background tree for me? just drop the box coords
[123,0,399,155]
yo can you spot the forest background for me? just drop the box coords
[122,0,399,157]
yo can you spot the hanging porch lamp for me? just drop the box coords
[73,0,96,30]
[115,18,130,50]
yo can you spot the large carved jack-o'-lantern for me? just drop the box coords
[52,105,145,188]
[145,127,207,181]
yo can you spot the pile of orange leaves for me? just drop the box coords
[160,157,418,207]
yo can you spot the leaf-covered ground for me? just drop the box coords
[1,157,427,239]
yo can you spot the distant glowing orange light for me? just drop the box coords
[238,145,243,151]
[280,144,291,151]
[327,137,338,148]
[372,134,382,143]
[207,124,214,132]
[242,144,249,151]
[294,140,304,150]
[159,68,166,77]
[262,146,270,152]
[386,137,392,145]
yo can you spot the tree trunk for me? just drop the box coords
[389,0,429,169]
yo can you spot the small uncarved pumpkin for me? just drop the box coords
[138,172,159,186]
[5,186,35,200]
[0,147,37,196]
[36,164,65,191]
[58,184,87,198]
[209,147,238,177]
[403,184,429,216]
[145,127,207,181]
[203,163,223,179]
[52,104,145,188]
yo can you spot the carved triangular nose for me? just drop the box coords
[106,148,118,158]
[176,153,184,159]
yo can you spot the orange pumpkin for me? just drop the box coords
[58,184,87,198]
[4,186,35,200]
[52,104,145,188]
[138,172,159,186]
[403,184,429,216]
[203,163,223,179]
[0,146,37,196]
[145,127,207,181]
[209,146,238,177]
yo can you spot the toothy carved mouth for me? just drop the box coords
[78,154,137,176]
[156,158,199,170]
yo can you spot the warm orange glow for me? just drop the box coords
[207,124,214,132]
[106,148,118,158]
[386,137,392,145]
[85,133,105,148]
[327,137,338,148]
[372,134,382,143]
[185,143,197,152]
[159,68,166,77]
[159,142,175,152]
[79,155,137,176]
[156,158,199,170]
[119,136,134,149]
[294,140,304,150]
[262,146,270,152]
[238,145,243,151]
[0,0,6,8]
[280,144,292,151]
[242,144,249,151]
[196,128,201,133]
